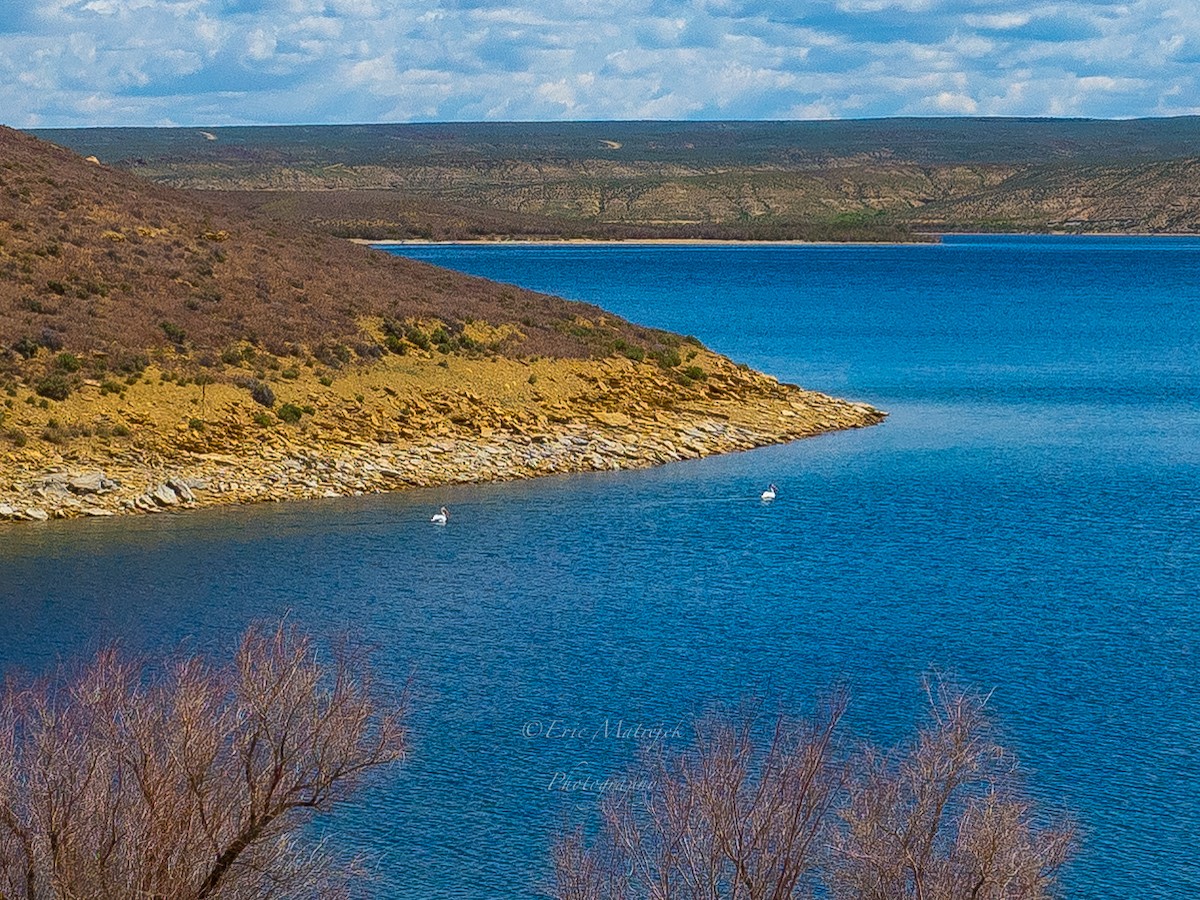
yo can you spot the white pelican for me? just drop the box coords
[431,506,449,524]
[761,483,777,501]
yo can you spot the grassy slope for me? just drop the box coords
[0,126,697,368]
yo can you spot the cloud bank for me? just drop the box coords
[1,0,1197,126]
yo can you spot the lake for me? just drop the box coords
[2,236,1197,898]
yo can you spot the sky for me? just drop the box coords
[1,0,1197,127]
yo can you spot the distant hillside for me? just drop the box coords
[32,119,1200,239]
[0,126,685,373]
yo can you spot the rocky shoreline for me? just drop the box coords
[0,348,883,525]
[0,393,883,524]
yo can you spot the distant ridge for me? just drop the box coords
[32,119,1200,239]
[32,117,1200,167]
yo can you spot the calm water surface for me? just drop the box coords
[2,236,1198,898]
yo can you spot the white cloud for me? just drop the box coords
[0,0,1194,126]
[245,28,276,61]
[837,0,938,12]
[963,12,1033,30]
[932,90,978,113]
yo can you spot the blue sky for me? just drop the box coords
[1,0,1197,127]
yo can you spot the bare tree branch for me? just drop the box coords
[0,620,408,900]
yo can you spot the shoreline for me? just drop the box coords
[0,352,886,527]
[357,232,1200,248]
[355,238,937,248]
[0,408,881,525]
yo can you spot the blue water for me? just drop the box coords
[2,236,1198,898]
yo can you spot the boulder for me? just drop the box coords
[166,478,195,503]
[69,471,116,495]
[149,483,180,507]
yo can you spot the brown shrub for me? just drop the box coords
[0,620,408,899]
[553,679,1074,900]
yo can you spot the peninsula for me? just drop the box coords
[0,127,882,524]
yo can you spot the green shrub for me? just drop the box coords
[4,427,27,447]
[406,327,431,351]
[252,411,274,427]
[318,375,333,387]
[114,352,148,375]
[13,337,39,359]
[35,375,71,401]
[681,365,707,381]
[187,417,205,431]
[650,348,682,369]
[281,368,299,380]
[160,321,186,345]
[99,380,123,396]
[613,339,645,362]
[276,403,304,424]
[56,352,81,373]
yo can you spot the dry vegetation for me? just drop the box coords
[0,126,691,400]
[0,620,407,900]
[553,680,1075,900]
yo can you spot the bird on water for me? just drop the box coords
[761,483,777,501]
[431,506,449,524]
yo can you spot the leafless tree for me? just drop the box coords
[552,681,1075,900]
[0,621,408,900]
[554,692,848,900]
[831,678,1075,900]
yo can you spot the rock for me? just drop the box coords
[84,507,115,517]
[166,477,195,502]
[149,483,179,507]
[25,508,49,521]
[592,411,632,428]
[0,504,14,518]
[34,483,70,501]
[69,471,116,495]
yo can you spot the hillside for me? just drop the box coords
[0,126,684,360]
[32,119,1200,239]
[0,128,884,523]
